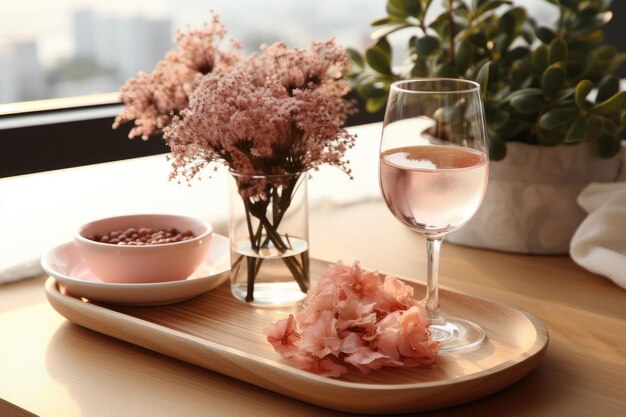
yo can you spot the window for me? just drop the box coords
[1,1,624,177]
[0,0,382,106]
[0,1,386,177]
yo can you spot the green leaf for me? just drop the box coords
[596,133,622,158]
[389,0,407,12]
[494,32,512,55]
[531,45,549,71]
[595,75,620,103]
[387,2,409,18]
[596,44,617,61]
[511,94,544,114]
[575,80,594,110]
[570,12,613,38]
[511,61,532,88]
[501,119,533,138]
[549,38,568,64]
[506,88,543,102]
[619,124,626,140]
[410,58,429,77]
[521,21,535,43]
[541,63,566,97]
[357,82,388,99]
[476,0,512,18]
[486,108,510,129]
[371,23,412,39]
[539,108,580,130]
[365,46,393,75]
[428,11,450,32]
[535,27,556,44]
[609,52,626,73]
[366,96,388,113]
[455,39,473,74]
[579,1,604,15]
[375,37,392,59]
[505,7,528,31]
[565,116,587,143]
[468,31,488,48]
[585,115,605,141]
[501,46,530,66]
[371,17,393,26]
[346,48,364,69]
[405,0,422,17]
[476,62,491,96]
[454,3,470,21]
[489,137,507,161]
[570,29,604,46]
[602,117,618,135]
[499,11,516,37]
[560,0,578,9]
[436,63,460,78]
[553,87,576,102]
[591,91,626,115]
[416,35,441,56]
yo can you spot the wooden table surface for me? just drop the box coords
[1,199,625,417]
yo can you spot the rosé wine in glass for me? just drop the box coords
[380,145,488,235]
[379,78,489,353]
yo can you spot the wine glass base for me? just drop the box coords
[430,318,485,354]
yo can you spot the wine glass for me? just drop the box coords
[379,78,489,353]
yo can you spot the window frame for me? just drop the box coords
[2,1,623,178]
[0,95,171,178]
[0,92,383,178]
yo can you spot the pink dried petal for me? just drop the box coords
[344,347,400,374]
[383,275,418,311]
[371,307,439,365]
[317,357,349,378]
[297,289,337,326]
[371,311,404,361]
[339,332,363,354]
[265,261,439,378]
[335,299,378,337]
[263,314,299,357]
[298,310,341,358]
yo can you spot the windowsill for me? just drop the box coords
[0,122,383,283]
[0,92,119,117]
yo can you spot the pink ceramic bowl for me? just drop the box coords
[74,214,213,283]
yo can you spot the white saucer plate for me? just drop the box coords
[41,234,230,306]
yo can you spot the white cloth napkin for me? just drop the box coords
[570,182,626,289]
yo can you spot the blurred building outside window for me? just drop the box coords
[0,0,383,107]
[0,0,602,110]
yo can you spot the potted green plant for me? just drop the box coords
[348,0,626,254]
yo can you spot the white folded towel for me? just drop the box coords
[570,183,626,289]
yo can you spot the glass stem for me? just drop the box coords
[425,236,445,325]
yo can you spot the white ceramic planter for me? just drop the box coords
[447,142,625,254]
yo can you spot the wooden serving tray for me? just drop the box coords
[45,259,548,414]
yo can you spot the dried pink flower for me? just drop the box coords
[163,37,357,184]
[113,12,356,183]
[265,314,300,358]
[113,11,242,140]
[263,262,440,377]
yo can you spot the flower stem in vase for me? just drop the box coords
[230,172,310,305]
[257,214,309,292]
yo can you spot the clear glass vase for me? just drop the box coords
[228,171,310,306]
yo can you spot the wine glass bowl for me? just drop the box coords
[379,78,489,353]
